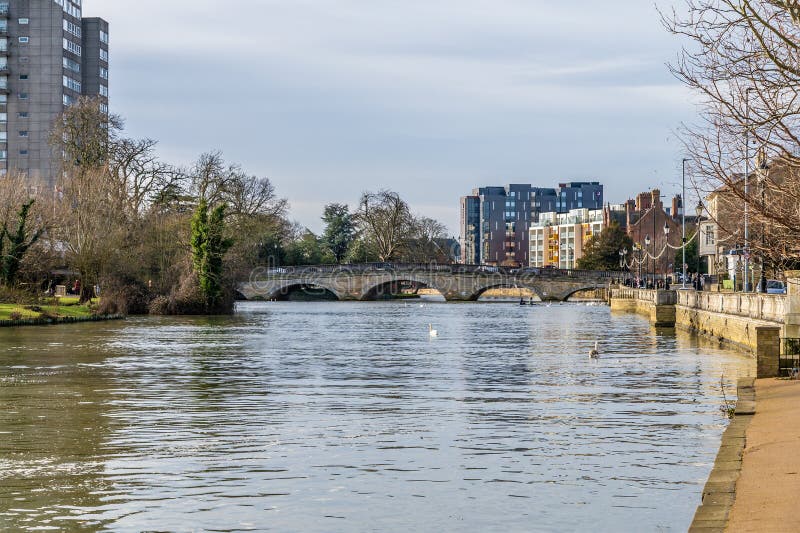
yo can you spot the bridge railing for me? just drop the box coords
[254,262,623,279]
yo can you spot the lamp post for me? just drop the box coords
[758,153,769,294]
[682,158,690,288]
[744,87,755,292]
[696,201,704,290]
[645,234,652,288]
[652,203,657,283]
[634,242,642,285]
[619,248,628,285]
[663,221,670,288]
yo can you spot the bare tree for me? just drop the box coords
[53,167,129,302]
[355,190,412,262]
[108,138,184,217]
[403,215,449,263]
[225,170,288,220]
[188,152,233,205]
[50,96,123,173]
[663,1,800,267]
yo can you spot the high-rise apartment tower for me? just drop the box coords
[1,0,108,184]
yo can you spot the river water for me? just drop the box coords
[0,301,753,532]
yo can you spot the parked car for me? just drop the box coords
[766,280,787,295]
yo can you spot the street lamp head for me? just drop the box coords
[696,201,704,219]
[645,235,651,246]
[663,221,670,235]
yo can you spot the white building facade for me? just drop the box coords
[529,208,604,269]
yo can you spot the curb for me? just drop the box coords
[688,377,755,533]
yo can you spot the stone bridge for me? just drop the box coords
[238,263,619,302]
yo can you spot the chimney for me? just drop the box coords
[651,189,661,207]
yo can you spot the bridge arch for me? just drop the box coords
[468,282,544,302]
[267,281,343,301]
[561,285,608,302]
[360,274,447,301]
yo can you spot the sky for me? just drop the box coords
[92,0,696,234]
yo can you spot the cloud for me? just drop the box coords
[91,0,694,234]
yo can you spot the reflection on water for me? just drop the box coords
[0,302,753,532]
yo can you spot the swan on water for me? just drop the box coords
[589,341,599,358]
[429,324,438,337]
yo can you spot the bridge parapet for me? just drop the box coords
[240,263,620,302]
[252,262,620,279]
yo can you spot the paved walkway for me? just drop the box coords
[726,379,800,532]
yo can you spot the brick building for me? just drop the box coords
[604,189,682,276]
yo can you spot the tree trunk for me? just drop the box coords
[79,281,94,304]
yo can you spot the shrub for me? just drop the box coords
[149,270,234,316]
[96,276,152,316]
[148,295,170,315]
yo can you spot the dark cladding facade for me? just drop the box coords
[2,0,108,185]
[460,181,603,265]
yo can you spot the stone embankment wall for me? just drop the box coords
[610,288,788,350]
[609,288,677,327]
[610,287,787,377]
[675,291,785,353]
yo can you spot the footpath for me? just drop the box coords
[690,379,800,532]
[724,379,800,532]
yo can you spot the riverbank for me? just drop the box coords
[0,298,124,327]
[724,379,800,532]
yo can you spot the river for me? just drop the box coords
[0,301,753,532]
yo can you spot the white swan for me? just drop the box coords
[589,341,599,359]
[429,324,438,337]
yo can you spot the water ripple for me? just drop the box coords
[0,301,753,532]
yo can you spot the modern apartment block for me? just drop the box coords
[459,181,603,265]
[1,0,108,185]
[529,208,605,269]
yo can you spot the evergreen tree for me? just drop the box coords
[576,222,633,271]
[321,203,355,263]
[675,236,701,274]
[2,200,43,285]
[190,199,234,309]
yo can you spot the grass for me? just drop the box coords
[0,297,96,321]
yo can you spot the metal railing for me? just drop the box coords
[780,338,800,377]
[257,262,622,279]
